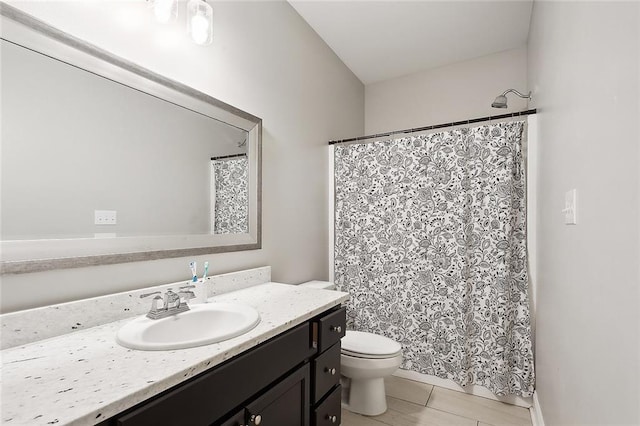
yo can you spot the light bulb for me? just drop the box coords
[190,13,209,45]
[187,0,213,45]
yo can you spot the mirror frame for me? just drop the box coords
[0,3,262,274]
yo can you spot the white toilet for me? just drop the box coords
[301,281,403,416]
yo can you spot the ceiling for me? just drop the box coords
[289,1,533,85]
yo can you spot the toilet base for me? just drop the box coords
[343,377,388,416]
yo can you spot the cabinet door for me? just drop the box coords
[245,364,310,426]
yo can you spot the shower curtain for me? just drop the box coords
[211,157,249,234]
[334,121,534,397]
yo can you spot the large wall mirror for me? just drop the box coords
[0,4,262,274]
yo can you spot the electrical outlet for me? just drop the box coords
[562,189,577,225]
[95,210,117,225]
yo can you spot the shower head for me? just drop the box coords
[491,89,531,109]
[491,95,508,108]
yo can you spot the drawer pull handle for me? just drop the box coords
[330,325,342,333]
[250,414,262,425]
[325,367,336,375]
[326,414,337,423]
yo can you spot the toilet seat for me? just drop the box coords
[341,348,402,359]
[341,330,402,359]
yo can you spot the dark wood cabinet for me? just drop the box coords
[310,308,344,426]
[101,306,346,426]
[312,342,341,403]
[218,410,245,426]
[314,308,347,353]
[244,364,310,426]
[313,386,342,426]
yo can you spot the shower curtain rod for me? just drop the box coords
[328,108,537,145]
[211,153,247,161]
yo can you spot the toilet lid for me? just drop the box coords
[341,330,402,358]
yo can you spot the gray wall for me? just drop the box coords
[364,47,529,134]
[528,1,639,424]
[1,0,364,312]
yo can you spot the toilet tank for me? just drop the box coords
[300,280,336,290]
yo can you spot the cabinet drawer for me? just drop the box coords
[312,343,341,403]
[313,385,341,426]
[314,307,346,353]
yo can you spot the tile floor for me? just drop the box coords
[341,376,532,426]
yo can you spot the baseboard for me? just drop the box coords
[392,369,533,409]
[530,391,545,426]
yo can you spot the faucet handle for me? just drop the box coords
[178,286,196,304]
[165,288,181,309]
[140,292,163,318]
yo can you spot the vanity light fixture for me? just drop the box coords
[187,0,213,45]
[151,0,178,23]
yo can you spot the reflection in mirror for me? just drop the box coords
[211,154,249,234]
[0,3,261,274]
[1,38,249,240]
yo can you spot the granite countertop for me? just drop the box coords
[0,283,349,426]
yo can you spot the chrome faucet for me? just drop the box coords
[164,288,181,310]
[141,285,196,320]
[177,285,196,305]
[140,291,163,318]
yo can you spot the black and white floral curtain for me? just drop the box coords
[211,157,248,234]
[334,121,534,397]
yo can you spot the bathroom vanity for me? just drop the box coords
[0,278,349,426]
[102,306,346,426]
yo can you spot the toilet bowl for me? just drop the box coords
[300,281,403,416]
[340,330,402,415]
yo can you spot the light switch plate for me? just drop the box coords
[563,189,577,225]
[95,210,117,225]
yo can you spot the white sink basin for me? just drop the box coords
[116,303,261,350]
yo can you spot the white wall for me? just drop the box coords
[528,1,640,424]
[0,1,364,312]
[365,47,528,134]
